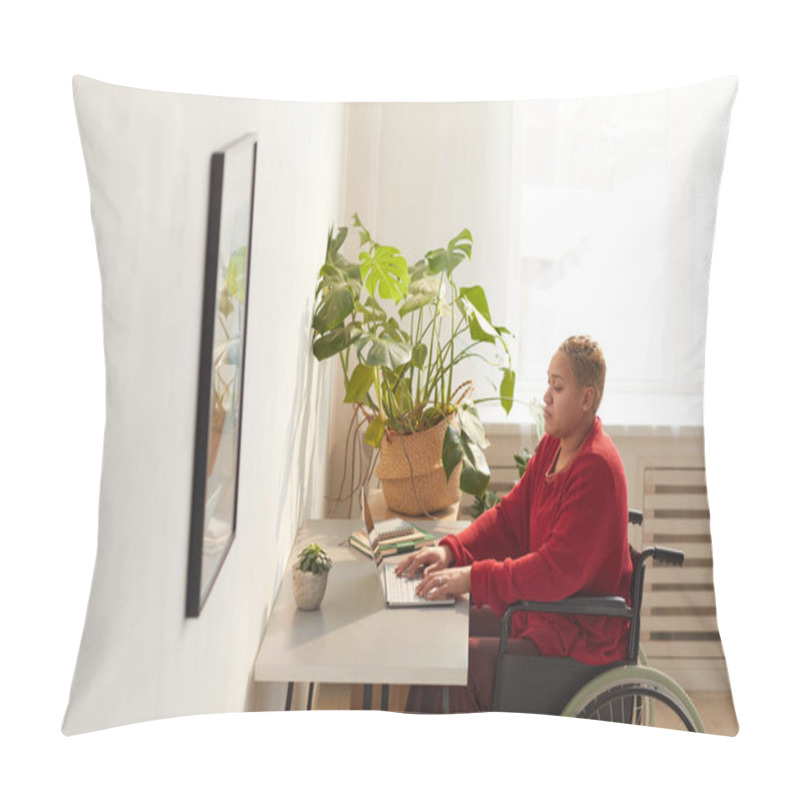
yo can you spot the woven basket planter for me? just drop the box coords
[375,417,462,515]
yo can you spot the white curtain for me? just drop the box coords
[338,84,730,433]
[342,100,522,410]
[513,82,731,427]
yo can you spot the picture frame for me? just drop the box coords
[186,133,257,617]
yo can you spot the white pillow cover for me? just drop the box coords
[63,75,737,735]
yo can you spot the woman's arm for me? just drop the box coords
[469,453,624,616]
[440,454,536,566]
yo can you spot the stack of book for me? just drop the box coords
[349,517,436,563]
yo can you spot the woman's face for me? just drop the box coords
[543,350,594,440]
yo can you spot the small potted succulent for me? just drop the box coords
[292,543,333,610]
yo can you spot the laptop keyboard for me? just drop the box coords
[383,566,427,605]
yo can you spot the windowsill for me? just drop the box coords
[478,393,705,439]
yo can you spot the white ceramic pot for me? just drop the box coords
[292,567,329,610]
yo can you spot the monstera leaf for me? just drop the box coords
[312,275,356,334]
[312,323,356,360]
[459,285,499,344]
[500,368,516,414]
[355,330,412,369]
[425,229,472,276]
[312,227,363,334]
[344,363,374,404]
[359,245,409,302]
[442,424,490,497]
[398,260,441,317]
[442,403,491,497]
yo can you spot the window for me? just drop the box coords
[508,90,714,428]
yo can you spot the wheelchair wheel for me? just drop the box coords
[636,644,654,721]
[561,665,704,732]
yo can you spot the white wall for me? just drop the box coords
[62,79,346,734]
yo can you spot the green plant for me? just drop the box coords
[311,214,516,502]
[470,446,535,518]
[513,447,533,477]
[295,543,333,575]
[470,488,504,518]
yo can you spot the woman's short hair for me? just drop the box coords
[559,335,606,413]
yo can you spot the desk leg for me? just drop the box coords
[363,684,372,710]
[285,682,294,711]
[306,683,315,710]
[381,684,389,711]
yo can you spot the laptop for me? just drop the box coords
[361,489,455,608]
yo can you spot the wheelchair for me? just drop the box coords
[489,510,704,731]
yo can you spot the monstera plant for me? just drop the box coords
[311,214,515,513]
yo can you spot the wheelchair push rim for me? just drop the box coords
[560,665,705,733]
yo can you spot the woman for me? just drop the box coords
[396,335,632,713]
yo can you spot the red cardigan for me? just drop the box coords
[441,418,632,665]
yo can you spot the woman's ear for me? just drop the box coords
[582,386,595,412]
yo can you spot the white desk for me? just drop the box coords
[254,518,470,708]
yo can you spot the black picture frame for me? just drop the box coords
[186,133,257,617]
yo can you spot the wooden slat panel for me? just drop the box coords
[641,640,726,659]
[645,469,706,487]
[642,615,720,633]
[642,591,716,608]
[645,518,711,536]
[644,604,717,618]
[651,657,726,673]
[646,566,714,584]
[644,494,709,512]
[637,465,727,691]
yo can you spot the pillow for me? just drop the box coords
[63,75,737,736]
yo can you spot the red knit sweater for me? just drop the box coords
[441,418,632,665]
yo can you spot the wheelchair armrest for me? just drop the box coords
[502,596,632,622]
[498,596,633,651]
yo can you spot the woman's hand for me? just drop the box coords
[394,545,452,578]
[415,566,471,601]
